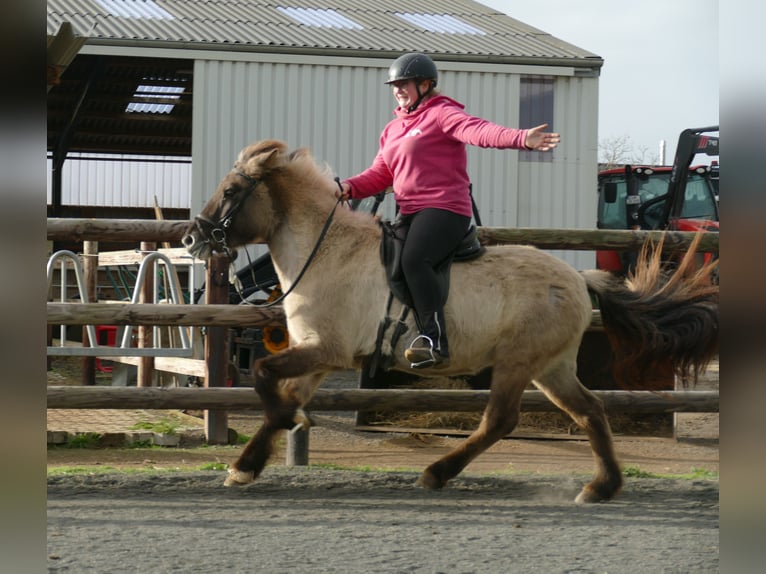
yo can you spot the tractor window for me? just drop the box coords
[637,175,670,202]
[680,173,717,219]
[597,176,627,229]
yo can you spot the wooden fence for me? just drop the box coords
[47,218,719,446]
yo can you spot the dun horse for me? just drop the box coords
[183,140,718,503]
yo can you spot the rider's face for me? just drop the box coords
[391,79,426,109]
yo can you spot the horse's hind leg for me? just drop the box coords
[418,359,528,490]
[534,356,623,503]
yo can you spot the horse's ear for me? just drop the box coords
[241,141,287,175]
[288,147,309,161]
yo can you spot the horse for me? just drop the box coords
[182,140,718,503]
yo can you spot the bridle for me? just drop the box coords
[192,168,258,259]
[191,168,345,308]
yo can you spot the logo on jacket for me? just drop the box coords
[405,128,422,138]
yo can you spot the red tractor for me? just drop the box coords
[596,126,719,274]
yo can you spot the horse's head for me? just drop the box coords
[183,140,291,260]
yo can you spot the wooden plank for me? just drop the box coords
[98,356,206,377]
[46,302,286,327]
[204,254,231,444]
[98,247,195,267]
[82,241,98,385]
[46,387,719,414]
[477,227,718,252]
[47,218,718,252]
[47,347,194,357]
[47,218,189,242]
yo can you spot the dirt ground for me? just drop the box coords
[47,359,719,573]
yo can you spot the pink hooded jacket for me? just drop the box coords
[344,95,529,217]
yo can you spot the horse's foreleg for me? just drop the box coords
[535,360,623,503]
[226,347,328,487]
[225,422,280,486]
[418,375,527,490]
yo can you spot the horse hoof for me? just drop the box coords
[416,470,445,490]
[575,486,611,504]
[292,408,315,430]
[223,468,254,487]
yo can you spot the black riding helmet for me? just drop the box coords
[385,52,438,112]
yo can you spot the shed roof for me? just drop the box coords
[47,0,601,66]
[47,0,602,158]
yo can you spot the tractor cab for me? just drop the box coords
[596,126,719,274]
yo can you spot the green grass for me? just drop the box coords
[48,466,120,476]
[48,462,233,477]
[623,465,718,480]
[130,418,180,435]
[198,462,229,471]
[309,462,420,473]
[63,433,103,449]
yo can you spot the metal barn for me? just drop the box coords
[47,0,603,267]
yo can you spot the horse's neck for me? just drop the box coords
[267,204,333,287]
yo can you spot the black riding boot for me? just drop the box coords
[405,308,450,369]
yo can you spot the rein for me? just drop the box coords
[196,171,346,308]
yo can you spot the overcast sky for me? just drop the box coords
[476,0,719,164]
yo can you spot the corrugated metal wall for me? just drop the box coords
[46,154,191,209]
[192,55,598,267]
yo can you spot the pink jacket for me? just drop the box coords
[344,95,529,217]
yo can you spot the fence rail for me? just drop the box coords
[47,386,719,413]
[47,218,719,252]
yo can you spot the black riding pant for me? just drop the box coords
[399,208,471,356]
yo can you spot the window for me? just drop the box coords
[394,13,486,35]
[95,0,174,20]
[126,80,185,114]
[519,76,554,163]
[277,6,363,29]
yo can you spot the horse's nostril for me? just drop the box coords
[182,234,195,248]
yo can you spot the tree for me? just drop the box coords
[598,135,654,169]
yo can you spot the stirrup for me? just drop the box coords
[405,335,442,369]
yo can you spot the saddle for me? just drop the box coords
[379,219,485,309]
[367,219,485,376]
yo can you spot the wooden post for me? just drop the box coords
[204,253,231,444]
[82,241,98,385]
[137,242,156,387]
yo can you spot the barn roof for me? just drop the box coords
[47,0,602,157]
[47,0,600,65]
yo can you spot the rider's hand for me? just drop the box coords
[335,182,351,201]
[524,124,561,152]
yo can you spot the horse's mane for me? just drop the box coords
[233,139,379,240]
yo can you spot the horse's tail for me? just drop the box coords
[582,233,719,386]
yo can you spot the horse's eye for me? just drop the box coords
[223,187,237,199]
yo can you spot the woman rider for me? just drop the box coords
[338,53,560,368]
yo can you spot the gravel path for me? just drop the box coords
[47,468,718,573]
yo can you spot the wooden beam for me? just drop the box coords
[47,218,719,252]
[46,302,286,327]
[47,218,189,242]
[46,387,719,414]
[477,227,719,253]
